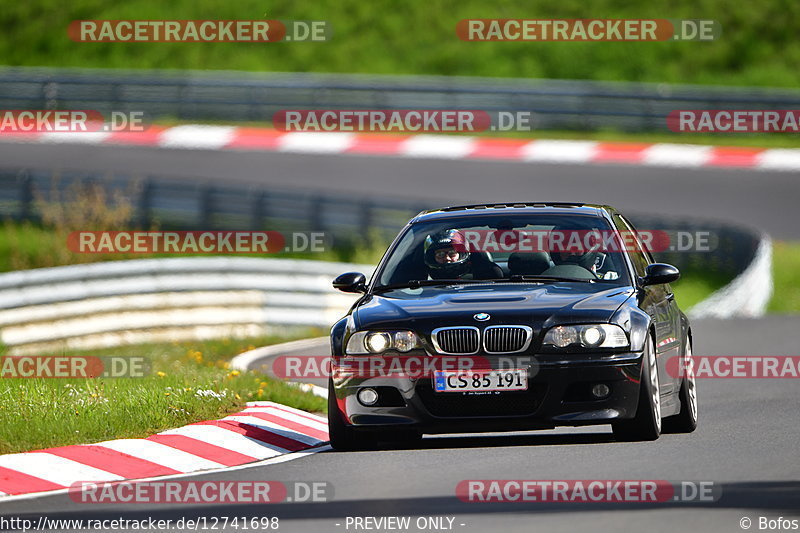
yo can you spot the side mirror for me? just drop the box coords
[333,272,367,293]
[641,263,680,286]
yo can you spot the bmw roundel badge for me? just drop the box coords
[474,312,491,321]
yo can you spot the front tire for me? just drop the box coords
[663,339,698,433]
[327,378,376,451]
[613,334,661,442]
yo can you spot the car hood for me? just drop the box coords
[355,283,634,331]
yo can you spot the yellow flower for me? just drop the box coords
[235,393,241,400]
[259,381,268,388]
[156,371,166,378]
[165,392,171,396]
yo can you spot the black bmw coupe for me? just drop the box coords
[329,203,698,450]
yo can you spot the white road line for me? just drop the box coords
[278,132,355,153]
[641,143,713,167]
[289,382,330,398]
[158,125,237,149]
[400,135,476,158]
[38,131,112,144]
[230,337,329,371]
[521,140,598,163]
[756,149,800,171]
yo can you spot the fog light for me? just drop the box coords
[358,388,379,406]
[591,383,611,399]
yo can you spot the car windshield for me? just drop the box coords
[375,213,633,289]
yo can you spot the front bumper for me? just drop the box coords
[330,352,644,434]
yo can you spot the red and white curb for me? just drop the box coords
[1,125,799,171]
[657,337,679,349]
[230,337,330,399]
[0,401,328,498]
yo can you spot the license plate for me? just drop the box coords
[433,369,528,392]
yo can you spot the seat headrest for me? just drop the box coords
[508,252,551,276]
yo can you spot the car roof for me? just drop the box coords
[410,203,614,224]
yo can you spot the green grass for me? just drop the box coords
[768,241,800,313]
[0,220,386,271]
[1,0,800,88]
[671,267,733,309]
[671,241,800,313]
[0,335,327,454]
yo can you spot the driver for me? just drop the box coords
[549,225,605,276]
[424,229,501,280]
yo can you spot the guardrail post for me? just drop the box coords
[359,202,372,244]
[251,191,267,230]
[200,185,214,228]
[309,196,324,232]
[18,171,33,221]
[138,179,153,228]
[42,81,58,109]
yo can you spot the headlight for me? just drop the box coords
[366,332,391,353]
[393,331,418,352]
[345,330,421,355]
[543,324,628,349]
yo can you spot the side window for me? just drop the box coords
[613,215,650,278]
[620,215,656,264]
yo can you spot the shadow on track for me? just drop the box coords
[4,481,798,524]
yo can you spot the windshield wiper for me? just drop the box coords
[501,275,596,283]
[372,279,496,293]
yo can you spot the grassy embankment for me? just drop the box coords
[0,335,327,454]
[2,0,799,88]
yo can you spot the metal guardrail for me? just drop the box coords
[0,167,430,244]
[0,167,764,280]
[1,67,799,131]
[0,257,369,354]
[690,235,773,318]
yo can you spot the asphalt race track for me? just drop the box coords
[0,143,798,532]
[1,142,799,239]
[1,315,798,531]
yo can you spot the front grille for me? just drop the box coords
[432,327,479,354]
[416,381,545,417]
[484,326,532,353]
